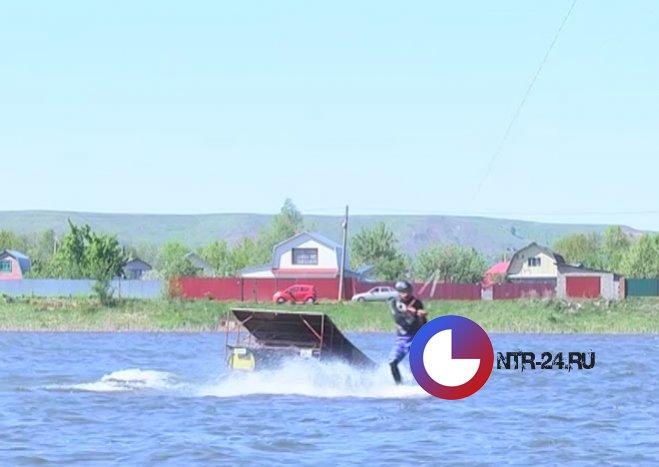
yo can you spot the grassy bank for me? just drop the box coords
[2,296,659,333]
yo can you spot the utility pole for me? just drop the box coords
[338,205,349,301]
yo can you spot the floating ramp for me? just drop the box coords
[224,308,377,370]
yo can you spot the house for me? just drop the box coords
[482,260,510,288]
[185,252,215,277]
[506,242,623,299]
[240,231,360,279]
[123,258,153,280]
[505,242,566,285]
[0,250,31,280]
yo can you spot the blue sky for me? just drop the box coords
[2,1,658,230]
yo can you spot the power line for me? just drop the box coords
[471,0,579,202]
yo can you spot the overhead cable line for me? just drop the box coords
[471,0,579,202]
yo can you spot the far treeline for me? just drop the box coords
[1,200,658,284]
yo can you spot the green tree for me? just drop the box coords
[45,221,125,304]
[0,230,28,252]
[48,222,91,278]
[227,198,306,270]
[552,233,604,269]
[157,241,198,279]
[602,226,632,272]
[85,230,125,280]
[124,242,159,267]
[270,198,304,241]
[25,230,57,277]
[413,244,487,283]
[619,233,659,278]
[230,237,262,272]
[88,232,125,306]
[350,222,408,280]
[252,198,305,264]
[200,240,236,277]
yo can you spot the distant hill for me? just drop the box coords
[0,210,645,261]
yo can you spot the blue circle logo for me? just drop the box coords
[409,315,494,400]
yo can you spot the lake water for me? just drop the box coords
[1,332,658,466]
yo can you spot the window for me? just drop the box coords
[528,257,541,267]
[292,248,318,265]
[0,260,12,273]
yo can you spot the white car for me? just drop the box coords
[351,286,399,302]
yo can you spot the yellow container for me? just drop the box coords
[227,347,255,371]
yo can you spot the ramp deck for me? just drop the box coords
[224,308,376,369]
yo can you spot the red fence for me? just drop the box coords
[242,278,347,301]
[175,277,485,301]
[175,277,564,301]
[351,280,481,300]
[177,277,243,300]
[175,277,354,301]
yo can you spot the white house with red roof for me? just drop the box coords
[240,231,362,279]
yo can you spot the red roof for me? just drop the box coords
[482,261,510,288]
[485,261,510,275]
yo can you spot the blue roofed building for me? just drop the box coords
[239,231,364,279]
[0,250,31,280]
[122,258,153,279]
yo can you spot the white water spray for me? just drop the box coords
[43,361,429,399]
[45,368,182,393]
[197,360,428,399]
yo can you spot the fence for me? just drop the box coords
[175,278,483,301]
[177,277,243,300]
[0,279,164,299]
[176,277,353,301]
[624,278,659,297]
[7,277,646,301]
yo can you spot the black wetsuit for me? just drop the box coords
[388,295,426,384]
[390,295,426,337]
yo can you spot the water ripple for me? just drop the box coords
[1,332,658,465]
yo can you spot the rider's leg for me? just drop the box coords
[388,335,412,384]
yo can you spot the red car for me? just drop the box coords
[273,284,318,304]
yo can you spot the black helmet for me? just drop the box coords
[394,280,413,293]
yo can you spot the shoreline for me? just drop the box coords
[2,328,658,335]
[2,297,659,334]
